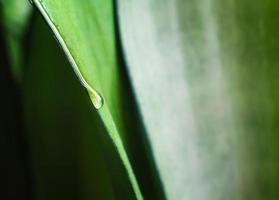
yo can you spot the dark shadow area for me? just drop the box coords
[0,15,33,200]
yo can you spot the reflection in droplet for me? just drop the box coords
[88,89,104,110]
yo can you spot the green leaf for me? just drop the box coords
[118,0,279,199]
[23,14,116,200]
[30,0,164,199]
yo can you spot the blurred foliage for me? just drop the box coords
[0,0,32,81]
[118,0,279,199]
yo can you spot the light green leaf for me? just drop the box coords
[30,0,164,199]
[118,0,279,199]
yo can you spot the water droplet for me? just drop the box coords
[88,89,104,110]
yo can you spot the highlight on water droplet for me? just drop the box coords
[88,89,104,110]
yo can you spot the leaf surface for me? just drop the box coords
[24,14,116,200]
[117,0,279,199]
[31,0,164,199]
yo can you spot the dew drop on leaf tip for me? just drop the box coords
[88,90,104,110]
